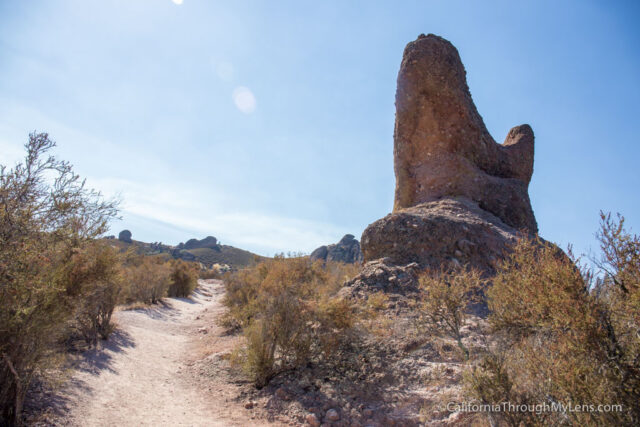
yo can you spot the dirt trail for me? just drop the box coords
[54,280,265,426]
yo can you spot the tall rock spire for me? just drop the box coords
[393,34,537,233]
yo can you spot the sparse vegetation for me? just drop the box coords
[418,267,484,360]
[463,216,640,426]
[222,256,359,387]
[4,136,638,426]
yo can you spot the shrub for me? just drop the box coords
[199,268,222,280]
[418,267,484,360]
[122,256,171,304]
[223,257,358,387]
[241,318,277,387]
[465,222,640,426]
[66,242,123,345]
[0,133,118,424]
[167,260,198,297]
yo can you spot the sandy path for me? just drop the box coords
[56,280,260,427]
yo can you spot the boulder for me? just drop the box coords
[118,229,132,243]
[310,234,363,264]
[393,34,537,233]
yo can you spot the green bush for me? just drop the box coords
[0,133,118,424]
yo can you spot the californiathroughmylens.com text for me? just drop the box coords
[446,402,624,414]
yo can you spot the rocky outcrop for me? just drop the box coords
[340,258,420,300]
[309,246,328,262]
[310,234,363,264]
[393,34,537,233]
[118,229,132,243]
[350,34,542,297]
[362,197,519,272]
[182,236,220,251]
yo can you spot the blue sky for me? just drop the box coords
[1,0,638,257]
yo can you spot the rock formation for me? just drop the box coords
[310,234,363,264]
[393,34,536,233]
[183,236,220,251]
[351,34,541,286]
[118,229,132,243]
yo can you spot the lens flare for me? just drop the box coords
[232,87,257,114]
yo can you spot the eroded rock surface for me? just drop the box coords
[393,34,537,233]
[362,197,520,272]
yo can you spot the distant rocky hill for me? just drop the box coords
[106,232,263,268]
[310,234,363,264]
[173,245,261,268]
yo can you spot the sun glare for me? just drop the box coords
[171,0,183,5]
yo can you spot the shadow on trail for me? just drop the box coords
[23,328,136,424]
[23,373,93,424]
[126,300,180,320]
[24,283,220,424]
[73,328,136,375]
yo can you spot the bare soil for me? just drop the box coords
[29,280,273,426]
[26,279,481,426]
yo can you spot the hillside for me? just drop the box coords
[104,233,264,268]
[179,245,264,267]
